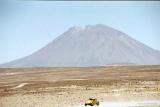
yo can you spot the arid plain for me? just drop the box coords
[0,65,160,107]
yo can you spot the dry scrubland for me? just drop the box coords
[0,65,160,107]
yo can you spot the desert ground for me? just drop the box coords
[0,65,160,107]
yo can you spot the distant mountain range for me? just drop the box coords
[1,24,160,67]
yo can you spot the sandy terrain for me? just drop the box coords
[0,65,160,107]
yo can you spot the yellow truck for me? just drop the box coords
[85,98,99,106]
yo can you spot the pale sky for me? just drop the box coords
[0,1,160,64]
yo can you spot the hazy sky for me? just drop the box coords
[0,1,160,64]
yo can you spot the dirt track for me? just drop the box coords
[0,65,160,107]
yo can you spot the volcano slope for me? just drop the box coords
[0,65,160,107]
[1,24,160,67]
